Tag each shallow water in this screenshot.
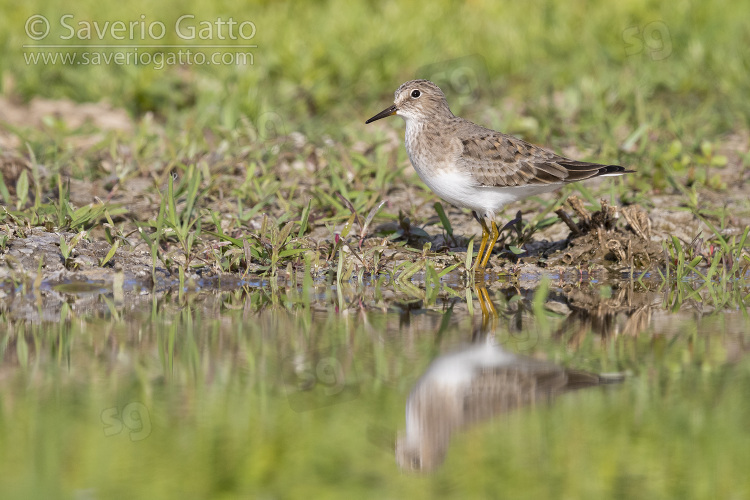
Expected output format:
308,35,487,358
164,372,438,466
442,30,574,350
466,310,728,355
1,276,749,499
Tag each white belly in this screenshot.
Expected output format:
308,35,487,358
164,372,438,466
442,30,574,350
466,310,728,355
416,169,563,219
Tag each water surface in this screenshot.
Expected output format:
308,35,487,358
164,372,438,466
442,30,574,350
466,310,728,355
1,277,749,499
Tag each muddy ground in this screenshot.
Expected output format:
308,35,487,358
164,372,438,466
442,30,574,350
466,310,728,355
1,98,749,294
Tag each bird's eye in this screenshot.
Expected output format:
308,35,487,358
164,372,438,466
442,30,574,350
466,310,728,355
411,89,421,98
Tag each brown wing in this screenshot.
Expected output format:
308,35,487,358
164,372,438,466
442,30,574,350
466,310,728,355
460,363,601,425
456,127,630,187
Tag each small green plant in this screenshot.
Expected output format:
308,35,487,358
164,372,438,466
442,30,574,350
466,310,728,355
485,208,557,259
209,210,310,277
391,210,430,242
138,194,168,283
659,227,750,284
660,235,703,282
433,202,455,244
59,231,87,270
59,235,71,267
163,166,204,270
99,240,120,267
15,170,29,211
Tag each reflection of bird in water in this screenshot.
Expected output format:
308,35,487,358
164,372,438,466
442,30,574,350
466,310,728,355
396,337,609,472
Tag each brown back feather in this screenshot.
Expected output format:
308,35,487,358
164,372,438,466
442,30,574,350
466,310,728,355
456,125,632,187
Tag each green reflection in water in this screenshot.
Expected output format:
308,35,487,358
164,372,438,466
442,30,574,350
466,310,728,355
0,278,749,499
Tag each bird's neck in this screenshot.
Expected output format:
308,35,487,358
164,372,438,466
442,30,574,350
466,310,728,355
403,116,454,166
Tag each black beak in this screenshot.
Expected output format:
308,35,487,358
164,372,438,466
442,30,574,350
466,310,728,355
365,104,397,124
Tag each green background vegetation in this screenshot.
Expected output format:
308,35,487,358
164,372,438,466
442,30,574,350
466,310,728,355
3,0,749,151
2,1,750,498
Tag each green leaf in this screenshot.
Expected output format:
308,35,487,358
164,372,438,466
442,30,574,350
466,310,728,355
433,202,453,237
437,262,462,278
204,230,243,247
59,235,70,258
706,250,723,281
100,240,120,267
278,248,308,258
687,256,703,270
167,174,178,227
509,245,524,255
399,259,424,281
298,199,312,238
15,170,29,209
69,230,87,249
183,165,201,231
667,140,682,158
536,216,558,230
276,221,294,248
711,155,728,167
361,199,387,240
339,213,356,239
0,170,10,204
138,226,154,247
670,236,683,255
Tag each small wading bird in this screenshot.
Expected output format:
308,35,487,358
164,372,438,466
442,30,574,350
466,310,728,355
366,79,632,271
396,336,611,472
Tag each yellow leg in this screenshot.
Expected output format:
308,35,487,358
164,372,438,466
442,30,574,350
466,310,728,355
479,220,500,269
471,226,489,271
476,286,489,317
471,212,490,271
478,286,497,316
474,285,498,333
